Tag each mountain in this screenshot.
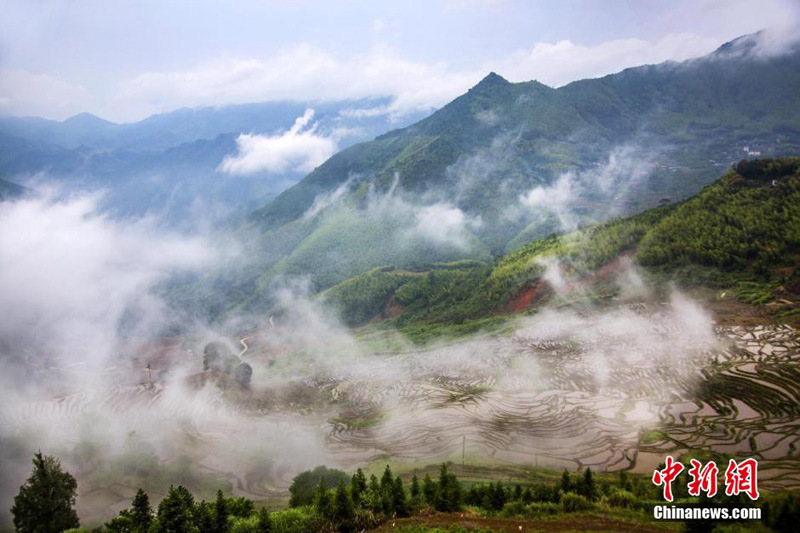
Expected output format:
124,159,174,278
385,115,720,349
0,99,431,223
208,31,800,316
321,157,800,337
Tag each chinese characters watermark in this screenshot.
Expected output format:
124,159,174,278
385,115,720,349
652,456,759,502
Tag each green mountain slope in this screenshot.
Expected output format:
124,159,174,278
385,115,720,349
322,158,800,336
227,32,800,307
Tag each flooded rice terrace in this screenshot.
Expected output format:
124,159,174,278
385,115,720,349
1,297,799,519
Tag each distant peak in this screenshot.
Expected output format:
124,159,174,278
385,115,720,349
709,28,800,60
475,72,509,87
63,112,113,125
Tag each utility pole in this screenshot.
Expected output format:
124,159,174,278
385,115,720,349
146,363,152,384
462,435,466,465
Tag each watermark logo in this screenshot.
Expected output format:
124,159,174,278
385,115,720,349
652,456,759,502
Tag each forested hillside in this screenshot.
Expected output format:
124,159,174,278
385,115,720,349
322,158,800,336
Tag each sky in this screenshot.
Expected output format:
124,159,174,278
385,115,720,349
0,0,799,122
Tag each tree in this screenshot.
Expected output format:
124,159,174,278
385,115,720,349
560,470,571,494
314,477,333,520
380,466,394,515
332,480,355,531
11,452,80,533
391,477,407,516
288,466,349,507
193,501,213,533
435,463,461,512
256,507,272,533
422,474,437,506
580,468,597,501
350,469,367,507
131,489,153,532
410,475,421,505
226,496,254,518
154,485,199,533
213,490,230,533
380,465,394,492
488,482,506,511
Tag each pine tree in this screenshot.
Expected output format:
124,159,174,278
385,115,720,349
410,474,421,505
332,480,355,531
489,482,506,511
256,507,272,533
582,468,597,501
193,501,213,533
350,468,367,507
11,452,80,533
380,466,394,515
314,477,333,520
522,487,533,504
392,477,407,516
435,463,461,512
154,485,200,533
131,489,153,532
422,474,437,506
213,490,229,533
560,469,571,494
380,465,394,491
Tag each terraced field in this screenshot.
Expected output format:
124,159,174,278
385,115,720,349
319,303,800,490
1,299,798,522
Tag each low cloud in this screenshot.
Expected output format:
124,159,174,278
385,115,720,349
410,202,479,249
518,145,658,232
0,188,212,386
114,45,478,122
219,109,337,175
499,33,721,87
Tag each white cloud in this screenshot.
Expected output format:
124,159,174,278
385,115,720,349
498,33,721,87
411,202,474,249
115,44,478,121
0,69,90,119
0,189,212,376
219,109,337,175
519,145,658,231
303,175,357,219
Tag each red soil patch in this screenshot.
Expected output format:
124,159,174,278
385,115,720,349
507,279,552,313
506,252,636,314
385,295,405,318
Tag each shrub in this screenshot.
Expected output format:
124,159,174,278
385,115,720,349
288,466,349,507
606,488,637,509
269,508,313,533
229,515,260,533
561,492,594,513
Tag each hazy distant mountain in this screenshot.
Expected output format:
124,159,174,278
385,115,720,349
198,31,800,315
0,99,431,224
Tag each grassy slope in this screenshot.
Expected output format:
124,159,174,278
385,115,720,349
323,158,800,338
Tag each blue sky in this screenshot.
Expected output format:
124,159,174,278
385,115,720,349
1,0,798,121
